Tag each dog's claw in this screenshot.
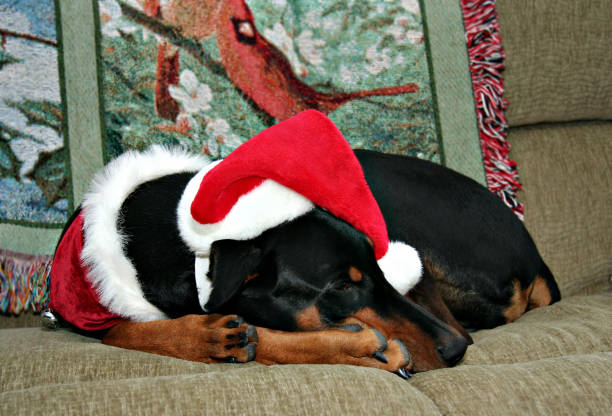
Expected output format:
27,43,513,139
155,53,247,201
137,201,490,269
373,350,388,364
396,368,413,380
226,317,245,328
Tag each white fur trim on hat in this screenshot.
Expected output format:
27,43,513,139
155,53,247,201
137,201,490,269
178,167,315,310
177,169,315,257
80,146,210,321
377,241,422,294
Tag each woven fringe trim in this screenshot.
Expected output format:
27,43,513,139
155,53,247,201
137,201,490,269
0,250,52,314
461,0,524,220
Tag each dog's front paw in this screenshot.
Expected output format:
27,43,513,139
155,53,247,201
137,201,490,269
329,326,412,374
354,328,412,373
217,315,258,363
178,314,258,363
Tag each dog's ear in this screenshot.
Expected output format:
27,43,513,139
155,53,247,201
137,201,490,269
204,239,263,313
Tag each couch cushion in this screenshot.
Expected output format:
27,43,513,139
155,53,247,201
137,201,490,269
508,121,612,295
0,329,440,415
0,328,222,392
497,0,612,126
410,352,612,416
464,292,612,365
0,311,41,330
2,291,610,414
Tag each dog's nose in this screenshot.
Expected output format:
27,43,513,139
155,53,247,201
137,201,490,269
437,336,469,366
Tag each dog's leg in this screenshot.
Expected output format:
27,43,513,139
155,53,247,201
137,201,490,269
254,326,412,372
103,315,411,371
102,314,257,363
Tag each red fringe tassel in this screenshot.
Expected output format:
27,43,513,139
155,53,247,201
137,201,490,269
461,0,524,219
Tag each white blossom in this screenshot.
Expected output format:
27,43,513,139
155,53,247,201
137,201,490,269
99,0,139,38
205,119,243,157
401,0,421,16
168,70,213,114
364,44,392,75
387,15,423,46
297,30,326,66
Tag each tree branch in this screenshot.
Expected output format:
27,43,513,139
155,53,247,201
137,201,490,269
0,28,57,47
117,1,227,78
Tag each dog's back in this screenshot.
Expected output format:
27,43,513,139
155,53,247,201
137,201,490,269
356,149,560,329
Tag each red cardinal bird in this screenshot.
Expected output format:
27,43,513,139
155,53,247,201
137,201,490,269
215,0,419,121
144,0,419,121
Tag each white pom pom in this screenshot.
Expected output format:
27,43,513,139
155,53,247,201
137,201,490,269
377,241,422,294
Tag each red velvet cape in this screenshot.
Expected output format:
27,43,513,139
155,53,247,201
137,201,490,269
49,213,123,331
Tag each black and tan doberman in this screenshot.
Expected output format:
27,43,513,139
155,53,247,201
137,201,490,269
53,149,560,376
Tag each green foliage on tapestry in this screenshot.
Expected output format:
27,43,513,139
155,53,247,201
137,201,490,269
247,0,438,159
0,50,20,70
26,147,67,207
101,0,438,162
0,100,66,207
100,31,269,160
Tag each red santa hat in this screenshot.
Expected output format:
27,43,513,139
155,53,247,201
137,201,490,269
49,110,421,331
178,110,421,296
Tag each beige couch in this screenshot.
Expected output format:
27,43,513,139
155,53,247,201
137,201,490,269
1,1,610,414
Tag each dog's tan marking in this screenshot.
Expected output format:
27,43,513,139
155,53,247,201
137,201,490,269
349,266,363,282
103,314,256,363
527,275,553,310
244,272,259,284
503,280,529,323
255,326,410,372
104,314,410,372
347,307,443,372
295,305,323,330
421,256,446,282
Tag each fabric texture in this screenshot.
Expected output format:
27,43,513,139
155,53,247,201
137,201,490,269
463,293,612,365
461,0,523,218
2,291,611,415
497,0,612,126
410,352,612,416
508,121,612,295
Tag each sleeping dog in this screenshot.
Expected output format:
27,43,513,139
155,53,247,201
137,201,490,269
49,111,560,375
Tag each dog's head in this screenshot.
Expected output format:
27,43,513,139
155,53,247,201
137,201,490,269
205,208,468,372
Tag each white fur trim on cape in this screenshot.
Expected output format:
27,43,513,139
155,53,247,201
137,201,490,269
377,241,422,294
80,145,210,322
